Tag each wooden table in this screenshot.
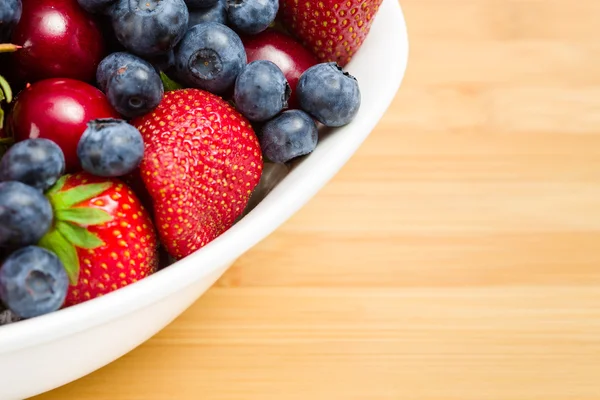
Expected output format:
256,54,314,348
34,0,600,399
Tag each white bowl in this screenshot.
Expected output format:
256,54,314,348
0,1,408,398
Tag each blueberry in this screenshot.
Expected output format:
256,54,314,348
185,0,218,9
0,139,65,192
77,119,145,177
226,0,277,35
297,62,361,127
0,181,53,247
260,110,318,163
0,246,68,319
110,0,189,57
174,22,246,95
97,52,164,118
0,0,22,42
234,60,290,122
77,0,116,14
188,0,227,27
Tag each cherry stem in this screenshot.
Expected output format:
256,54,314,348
0,43,21,53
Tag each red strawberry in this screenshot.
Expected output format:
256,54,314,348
40,172,158,307
132,89,263,260
278,0,383,67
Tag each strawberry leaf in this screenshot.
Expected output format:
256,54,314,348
56,221,105,249
51,182,112,210
56,207,113,226
39,229,80,285
160,71,183,92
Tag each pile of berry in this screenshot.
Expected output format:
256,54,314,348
0,0,381,323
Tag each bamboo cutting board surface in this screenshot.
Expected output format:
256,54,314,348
34,0,600,399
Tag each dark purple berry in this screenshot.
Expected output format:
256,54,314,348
0,138,65,192
97,52,164,118
174,22,246,95
109,0,189,57
0,246,68,319
77,119,145,177
297,62,361,127
0,181,53,247
234,60,290,122
226,0,278,35
260,110,318,163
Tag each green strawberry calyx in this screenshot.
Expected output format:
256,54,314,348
39,175,114,285
160,71,183,92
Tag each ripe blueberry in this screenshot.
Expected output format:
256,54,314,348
226,0,278,35
234,60,290,122
260,110,318,163
0,181,53,247
110,0,189,57
97,52,164,118
297,62,361,127
77,119,145,177
0,138,65,192
0,246,69,319
174,22,247,95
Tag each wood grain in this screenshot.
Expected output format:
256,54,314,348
33,0,600,399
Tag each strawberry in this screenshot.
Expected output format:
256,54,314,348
39,172,158,307
132,89,263,260
278,0,383,67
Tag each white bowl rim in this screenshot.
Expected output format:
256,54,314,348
0,0,409,354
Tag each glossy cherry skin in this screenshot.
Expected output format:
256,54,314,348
8,78,120,172
10,0,106,84
241,29,318,108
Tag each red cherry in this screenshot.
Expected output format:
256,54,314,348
241,29,318,109
10,0,106,84
8,78,120,172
